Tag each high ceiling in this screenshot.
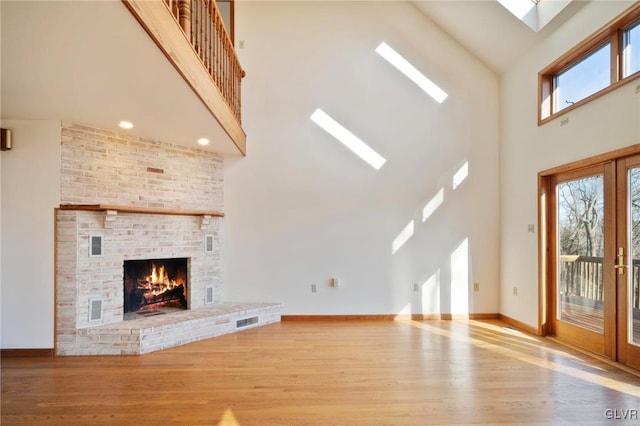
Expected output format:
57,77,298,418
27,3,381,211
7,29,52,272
1,0,586,155
412,0,586,74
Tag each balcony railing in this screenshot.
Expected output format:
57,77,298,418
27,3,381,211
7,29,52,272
559,255,640,309
164,0,244,123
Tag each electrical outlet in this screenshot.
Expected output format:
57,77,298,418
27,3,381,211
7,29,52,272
239,40,245,49
528,224,535,233
560,117,569,126
331,277,340,288
413,283,420,292
311,284,317,293
473,282,480,292
513,286,518,296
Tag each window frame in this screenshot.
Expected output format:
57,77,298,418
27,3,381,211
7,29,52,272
538,3,640,125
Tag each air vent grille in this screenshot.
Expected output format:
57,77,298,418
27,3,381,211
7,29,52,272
89,299,103,322
205,286,214,304
205,235,214,253
236,316,258,328
90,234,103,257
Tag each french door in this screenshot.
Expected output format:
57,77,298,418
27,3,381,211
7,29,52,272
543,149,640,370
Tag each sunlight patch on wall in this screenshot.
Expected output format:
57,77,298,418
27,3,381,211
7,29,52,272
422,188,444,222
392,220,415,254
375,42,448,104
450,238,469,315
452,162,469,190
310,108,386,170
422,269,441,313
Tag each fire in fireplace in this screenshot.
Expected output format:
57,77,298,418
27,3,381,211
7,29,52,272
123,258,188,319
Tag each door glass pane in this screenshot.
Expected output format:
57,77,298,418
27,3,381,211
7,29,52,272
557,175,604,334
628,167,640,346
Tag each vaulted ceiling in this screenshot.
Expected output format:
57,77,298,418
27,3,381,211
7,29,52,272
1,0,586,155
412,0,586,74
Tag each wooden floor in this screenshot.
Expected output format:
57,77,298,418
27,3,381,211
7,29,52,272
2,319,640,425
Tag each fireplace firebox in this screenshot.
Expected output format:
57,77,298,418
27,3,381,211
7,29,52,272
123,258,188,320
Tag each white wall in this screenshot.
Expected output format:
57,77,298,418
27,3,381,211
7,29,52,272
0,120,60,348
224,1,500,315
500,1,640,327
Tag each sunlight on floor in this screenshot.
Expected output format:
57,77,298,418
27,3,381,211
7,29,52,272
402,319,640,397
218,408,241,426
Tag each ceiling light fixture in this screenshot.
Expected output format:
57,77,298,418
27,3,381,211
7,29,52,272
118,121,134,129
197,138,210,146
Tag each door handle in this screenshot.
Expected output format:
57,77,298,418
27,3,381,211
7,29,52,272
615,247,628,275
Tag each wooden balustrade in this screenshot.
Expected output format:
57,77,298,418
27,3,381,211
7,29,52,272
559,255,640,309
164,0,243,124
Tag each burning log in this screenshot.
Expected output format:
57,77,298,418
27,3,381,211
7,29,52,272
141,284,186,307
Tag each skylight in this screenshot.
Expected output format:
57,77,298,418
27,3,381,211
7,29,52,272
496,0,572,32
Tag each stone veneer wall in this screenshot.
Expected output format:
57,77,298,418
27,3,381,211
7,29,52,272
56,123,226,355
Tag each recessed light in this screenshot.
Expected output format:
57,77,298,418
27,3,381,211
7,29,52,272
197,138,210,146
118,121,134,129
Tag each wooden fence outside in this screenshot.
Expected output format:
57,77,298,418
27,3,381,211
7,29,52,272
559,255,640,309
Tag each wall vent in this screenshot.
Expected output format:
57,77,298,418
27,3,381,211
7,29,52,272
89,299,103,322
205,235,214,253
89,234,103,257
205,286,214,304
236,316,258,328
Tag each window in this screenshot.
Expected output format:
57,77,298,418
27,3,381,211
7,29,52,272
539,3,640,124
553,42,610,113
623,21,640,78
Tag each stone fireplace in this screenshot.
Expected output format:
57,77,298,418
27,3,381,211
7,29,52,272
55,123,282,355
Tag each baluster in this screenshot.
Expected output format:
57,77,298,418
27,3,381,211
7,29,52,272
206,1,212,72
200,1,205,60
178,0,191,36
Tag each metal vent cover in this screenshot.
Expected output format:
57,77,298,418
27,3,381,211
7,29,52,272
205,235,214,253
89,234,103,257
89,299,103,322
236,316,258,328
205,286,214,304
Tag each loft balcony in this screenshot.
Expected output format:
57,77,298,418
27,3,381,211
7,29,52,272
1,0,246,156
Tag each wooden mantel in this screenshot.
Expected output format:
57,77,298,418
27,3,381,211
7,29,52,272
59,204,224,217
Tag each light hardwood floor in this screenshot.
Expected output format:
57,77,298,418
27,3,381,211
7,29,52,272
2,319,640,425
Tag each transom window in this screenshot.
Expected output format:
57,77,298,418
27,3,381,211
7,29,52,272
539,3,640,124
623,20,640,78
553,42,610,114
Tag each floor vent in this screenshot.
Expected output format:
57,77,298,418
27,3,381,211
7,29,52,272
236,316,259,328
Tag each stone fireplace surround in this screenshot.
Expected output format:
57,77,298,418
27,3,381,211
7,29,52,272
55,123,282,355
